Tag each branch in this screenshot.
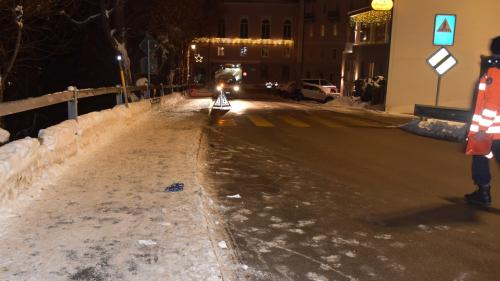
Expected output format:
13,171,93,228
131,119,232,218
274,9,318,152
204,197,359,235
60,0,119,26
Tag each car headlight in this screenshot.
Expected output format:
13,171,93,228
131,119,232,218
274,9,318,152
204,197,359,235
216,86,222,91
233,85,240,92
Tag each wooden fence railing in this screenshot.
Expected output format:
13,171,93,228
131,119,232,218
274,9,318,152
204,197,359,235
0,84,187,120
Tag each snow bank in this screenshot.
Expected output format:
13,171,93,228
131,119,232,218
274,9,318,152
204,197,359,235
0,138,40,202
0,94,184,204
0,128,9,145
401,118,467,142
160,92,184,108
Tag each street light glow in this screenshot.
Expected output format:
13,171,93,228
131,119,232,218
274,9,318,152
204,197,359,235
190,44,196,50
117,55,122,61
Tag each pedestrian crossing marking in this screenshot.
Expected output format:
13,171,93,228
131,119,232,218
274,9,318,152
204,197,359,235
280,115,310,127
217,118,236,127
306,115,345,128
248,115,275,127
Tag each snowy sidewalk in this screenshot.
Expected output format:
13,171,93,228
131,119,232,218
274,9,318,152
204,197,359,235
0,99,233,280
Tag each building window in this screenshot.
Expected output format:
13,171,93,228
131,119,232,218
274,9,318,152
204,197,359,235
261,19,271,39
283,20,292,39
240,46,248,57
283,47,291,58
320,24,325,37
333,23,338,37
332,49,337,60
217,19,225,38
261,47,269,58
240,19,249,38
217,46,224,56
308,25,314,37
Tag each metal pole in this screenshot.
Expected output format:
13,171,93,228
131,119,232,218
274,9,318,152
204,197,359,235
147,39,151,98
435,75,442,106
118,61,129,107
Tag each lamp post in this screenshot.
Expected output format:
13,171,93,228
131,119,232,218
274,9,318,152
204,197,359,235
187,44,196,87
117,55,129,107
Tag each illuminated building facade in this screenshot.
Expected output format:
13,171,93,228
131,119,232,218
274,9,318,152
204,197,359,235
340,0,392,97
192,0,349,88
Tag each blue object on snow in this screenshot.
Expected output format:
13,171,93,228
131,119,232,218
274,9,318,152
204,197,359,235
165,182,184,192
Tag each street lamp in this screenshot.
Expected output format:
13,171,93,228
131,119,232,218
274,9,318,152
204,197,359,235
116,54,129,107
187,44,197,86
371,0,393,11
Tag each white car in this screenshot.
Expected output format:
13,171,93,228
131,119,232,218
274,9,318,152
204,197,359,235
300,79,339,102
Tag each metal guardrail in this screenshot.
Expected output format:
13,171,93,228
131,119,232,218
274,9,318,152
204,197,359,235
0,84,187,120
414,104,471,123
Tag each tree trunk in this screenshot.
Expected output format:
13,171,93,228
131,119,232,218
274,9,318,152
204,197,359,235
1,20,23,103
100,0,132,84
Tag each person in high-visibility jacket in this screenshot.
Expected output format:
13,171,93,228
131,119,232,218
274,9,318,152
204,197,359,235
465,36,500,207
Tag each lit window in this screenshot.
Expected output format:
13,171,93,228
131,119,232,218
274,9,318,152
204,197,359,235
240,46,248,56
283,20,292,39
240,19,248,38
217,46,224,56
261,47,269,58
262,20,271,39
333,23,338,37
320,24,325,37
217,19,225,38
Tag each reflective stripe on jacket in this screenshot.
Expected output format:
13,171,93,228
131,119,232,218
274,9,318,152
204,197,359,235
469,67,500,139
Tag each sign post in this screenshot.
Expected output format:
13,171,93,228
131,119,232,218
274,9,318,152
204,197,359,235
427,14,458,106
140,35,160,98
427,47,458,106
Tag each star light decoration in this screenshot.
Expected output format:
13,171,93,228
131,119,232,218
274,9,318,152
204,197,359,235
350,10,392,26
194,53,203,63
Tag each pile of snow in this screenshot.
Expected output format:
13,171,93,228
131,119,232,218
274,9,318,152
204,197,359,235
0,128,9,145
401,118,467,142
327,96,385,111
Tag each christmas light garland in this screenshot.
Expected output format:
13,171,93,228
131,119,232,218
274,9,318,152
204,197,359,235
350,10,391,26
192,37,294,47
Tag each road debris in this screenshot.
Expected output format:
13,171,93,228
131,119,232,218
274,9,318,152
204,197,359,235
164,182,184,192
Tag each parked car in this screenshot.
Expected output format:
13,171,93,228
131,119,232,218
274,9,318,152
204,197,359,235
276,81,300,100
300,79,339,103
301,79,339,95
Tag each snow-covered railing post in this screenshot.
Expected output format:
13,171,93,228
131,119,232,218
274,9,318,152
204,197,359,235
67,86,78,120
115,85,124,105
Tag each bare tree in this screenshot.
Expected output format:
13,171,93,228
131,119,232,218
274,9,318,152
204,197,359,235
61,0,132,83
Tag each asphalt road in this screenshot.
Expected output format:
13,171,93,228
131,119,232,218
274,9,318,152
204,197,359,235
204,96,500,281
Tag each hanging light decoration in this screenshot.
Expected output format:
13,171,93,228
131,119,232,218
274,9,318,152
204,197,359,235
371,0,393,11
350,10,392,26
192,37,294,47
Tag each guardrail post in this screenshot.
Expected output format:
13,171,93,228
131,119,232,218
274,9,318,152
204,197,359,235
67,87,78,120
116,85,124,105
160,83,165,96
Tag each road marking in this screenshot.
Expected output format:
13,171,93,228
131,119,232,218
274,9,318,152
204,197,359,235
217,118,236,127
306,115,345,128
280,115,310,127
248,115,275,127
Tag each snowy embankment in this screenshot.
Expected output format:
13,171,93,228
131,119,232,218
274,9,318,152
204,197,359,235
401,119,467,142
312,96,468,141
0,93,184,204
